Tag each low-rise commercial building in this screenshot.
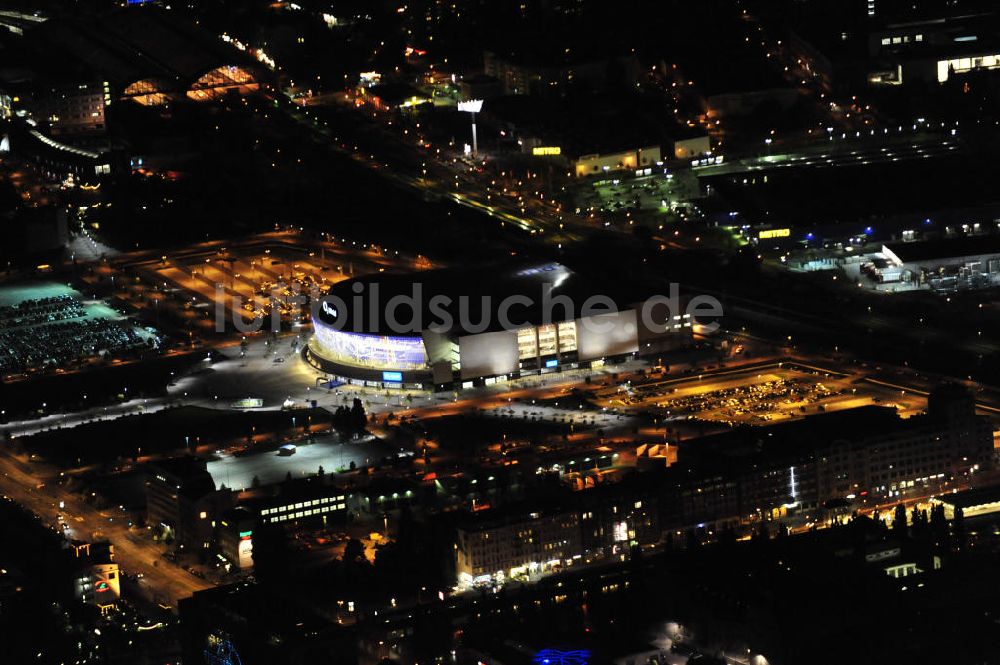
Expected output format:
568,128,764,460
881,236,1000,291
70,541,120,612
217,508,256,571
483,50,639,97
931,485,1000,520
241,480,350,525
479,95,709,176
358,83,431,112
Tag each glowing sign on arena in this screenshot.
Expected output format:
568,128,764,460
312,324,427,370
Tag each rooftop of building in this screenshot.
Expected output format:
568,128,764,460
238,476,348,512
482,94,707,158
455,495,578,532
933,484,1000,509
179,580,333,636
366,82,429,105
677,405,927,472
883,235,1000,263
23,7,259,89
485,46,636,71
315,259,636,337
69,540,115,567
147,457,216,497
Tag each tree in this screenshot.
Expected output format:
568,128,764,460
344,538,365,564
251,475,261,488
930,504,949,545
350,398,367,434
252,522,293,582
892,503,908,540
911,507,930,541
953,507,966,547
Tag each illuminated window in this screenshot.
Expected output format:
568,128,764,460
537,324,558,356
557,321,577,352
187,65,259,102
517,327,538,359
123,79,170,106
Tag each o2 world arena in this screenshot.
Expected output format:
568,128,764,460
304,262,694,390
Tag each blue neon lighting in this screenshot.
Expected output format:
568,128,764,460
533,650,591,665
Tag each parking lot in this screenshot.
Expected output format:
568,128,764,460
101,233,435,340
597,363,926,426
206,434,395,490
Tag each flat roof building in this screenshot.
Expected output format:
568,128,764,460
675,385,993,528
931,485,1000,519
881,236,1000,290
70,541,120,613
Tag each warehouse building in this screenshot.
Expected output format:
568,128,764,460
880,236,1000,291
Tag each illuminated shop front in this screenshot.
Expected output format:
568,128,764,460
936,54,1000,83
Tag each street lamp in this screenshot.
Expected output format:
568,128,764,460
458,99,484,156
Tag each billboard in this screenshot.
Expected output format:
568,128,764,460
313,324,427,370
458,330,519,380
758,228,791,239
575,310,639,361
458,99,484,113
238,531,253,569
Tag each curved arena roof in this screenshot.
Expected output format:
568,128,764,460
31,9,261,93
315,261,625,338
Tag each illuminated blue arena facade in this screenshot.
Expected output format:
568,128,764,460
310,326,428,372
